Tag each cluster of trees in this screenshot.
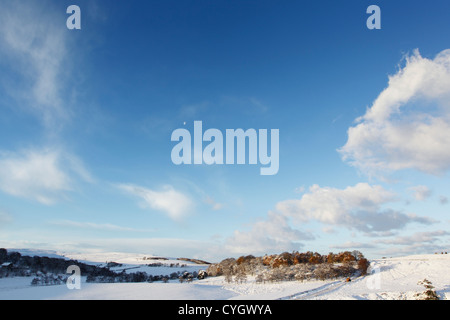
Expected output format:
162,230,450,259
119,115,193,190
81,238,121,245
31,273,69,286
0,248,99,278
86,269,205,284
146,262,188,268
0,248,208,285
177,258,211,265
207,251,370,283
260,250,365,267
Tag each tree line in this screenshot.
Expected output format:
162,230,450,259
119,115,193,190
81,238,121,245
206,250,370,283
0,248,100,277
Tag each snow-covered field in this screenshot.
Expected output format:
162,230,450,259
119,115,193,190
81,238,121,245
0,252,449,300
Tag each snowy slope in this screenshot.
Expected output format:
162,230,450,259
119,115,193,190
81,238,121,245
63,251,208,276
12,249,69,260
307,254,450,300
0,252,448,300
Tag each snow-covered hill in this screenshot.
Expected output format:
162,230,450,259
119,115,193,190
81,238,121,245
62,251,208,276
0,252,448,300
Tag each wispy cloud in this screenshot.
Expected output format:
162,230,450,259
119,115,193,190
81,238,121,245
168,177,226,212
49,220,153,233
219,96,270,116
116,184,194,221
0,147,92,205
203,196,224,211
0,1,72,130
340,49,450,177
0,2,93,206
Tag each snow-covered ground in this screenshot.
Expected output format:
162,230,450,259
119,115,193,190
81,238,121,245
0,252,449,300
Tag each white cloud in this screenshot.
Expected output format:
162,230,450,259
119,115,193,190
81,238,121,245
223,212,314,256
340,49,450,176
0,148,92,205
0,1,71,129
275,183,432,232
117,184,194,221
409,185,432,201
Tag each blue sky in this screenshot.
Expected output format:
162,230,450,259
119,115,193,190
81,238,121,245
0,0,450,261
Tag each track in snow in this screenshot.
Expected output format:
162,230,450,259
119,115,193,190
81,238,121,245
277,280,349,300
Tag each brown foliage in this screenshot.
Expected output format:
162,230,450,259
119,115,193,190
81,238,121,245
357,258,370,275
236,255,255,265
206,250,367,282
